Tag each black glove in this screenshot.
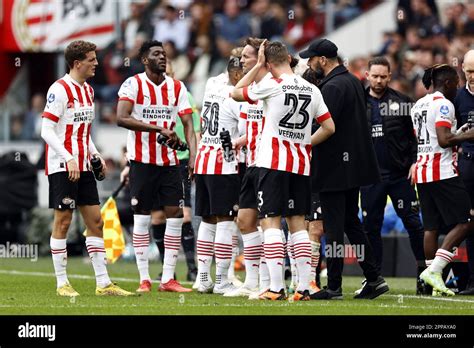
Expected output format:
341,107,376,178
220,129,235,162
157,134,188,151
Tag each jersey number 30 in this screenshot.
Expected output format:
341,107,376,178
202,101,220,136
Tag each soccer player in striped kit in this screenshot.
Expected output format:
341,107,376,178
224,38,271,298
232,41,335,300
117,40,197,293
41,40,132,297
412,64,474,295
194,57,244,295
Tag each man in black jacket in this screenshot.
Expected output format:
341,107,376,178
300,39,389,300
361,56,425,294
454,49,474,295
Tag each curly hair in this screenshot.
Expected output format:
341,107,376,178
138,40,163,60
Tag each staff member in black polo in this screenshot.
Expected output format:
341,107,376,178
454,49,474,295
361,56,425,294
300,39,389,300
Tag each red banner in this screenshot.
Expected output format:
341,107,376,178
1,0,116,52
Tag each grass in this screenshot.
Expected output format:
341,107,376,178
0,257,473,315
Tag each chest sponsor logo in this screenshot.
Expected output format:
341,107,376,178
142,107,174,120
247,108,263,120
73,109,94,122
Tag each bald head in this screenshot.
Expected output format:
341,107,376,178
464,50,474,64
463,50,474,89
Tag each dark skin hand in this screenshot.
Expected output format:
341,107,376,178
116,100,179,147
437,126,474,148
181,113,197,180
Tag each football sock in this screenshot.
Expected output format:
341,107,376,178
215,221,234,285
196,222,216,283
263,228,285,292
430,249,454,273
133,214,151,282
50,237,69,288
310,241,321,281
292,230,312,292
162,217,183,283
86,236,111,288
242,231,261,289
228,222,239,280
259,230,270,290
288,233,298,286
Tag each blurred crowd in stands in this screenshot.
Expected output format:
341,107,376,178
10,0,379,137
10,0,474,141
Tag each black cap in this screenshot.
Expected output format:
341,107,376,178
299,39,338,59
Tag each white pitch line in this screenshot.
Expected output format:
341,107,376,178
1,270,473,305
0,269,193,285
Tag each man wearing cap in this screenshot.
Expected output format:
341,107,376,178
299,39,389,300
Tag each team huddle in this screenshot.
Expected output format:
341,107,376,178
41,36,474,301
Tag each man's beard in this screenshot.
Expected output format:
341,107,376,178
371,84,387,94
312,61,325,80
314,66,325,80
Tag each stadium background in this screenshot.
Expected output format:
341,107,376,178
0,0,473,314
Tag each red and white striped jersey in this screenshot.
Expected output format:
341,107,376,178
118,73,192,166
194,76,241,175
42,74,95,175
237,114,247,164
240,99,265,167
243,73,331,175
240,74,271,167
411,91,458,183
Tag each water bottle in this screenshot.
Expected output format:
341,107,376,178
90,156,105,181
157,134,188,151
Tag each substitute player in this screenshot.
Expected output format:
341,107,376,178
117,40,196,293
231,41,335,300
194,57,244,295
412,64,474,295
41,40,132,297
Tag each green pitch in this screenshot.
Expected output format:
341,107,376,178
0,257,473,315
